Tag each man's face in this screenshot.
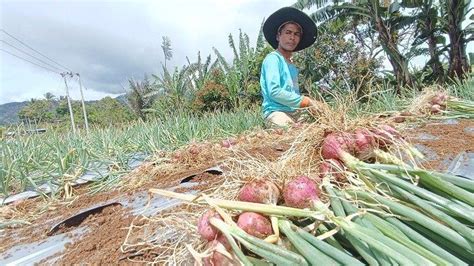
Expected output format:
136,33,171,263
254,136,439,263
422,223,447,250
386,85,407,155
277,23,301,52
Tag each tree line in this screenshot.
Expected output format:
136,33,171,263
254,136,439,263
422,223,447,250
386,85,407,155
18,0,473,127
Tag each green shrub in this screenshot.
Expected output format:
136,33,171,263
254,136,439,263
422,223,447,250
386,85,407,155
193,80,232,112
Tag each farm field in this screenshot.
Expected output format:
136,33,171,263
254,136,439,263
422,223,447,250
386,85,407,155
1,0,473,263
1,88,474,264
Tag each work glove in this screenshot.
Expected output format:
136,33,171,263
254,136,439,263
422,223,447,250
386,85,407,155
300,96,330,117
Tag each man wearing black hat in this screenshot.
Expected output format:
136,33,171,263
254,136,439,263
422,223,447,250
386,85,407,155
261,7,326,127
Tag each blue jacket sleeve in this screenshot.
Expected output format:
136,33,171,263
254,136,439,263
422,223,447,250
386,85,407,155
262,55,303,108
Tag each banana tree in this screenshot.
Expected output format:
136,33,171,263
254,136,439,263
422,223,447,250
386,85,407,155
400,0,447,84
186,51,219,92
394,0,472,83
442,0,472,80
404,0,446,83
294,19,383,96
294,0,415,90
150,65,192,110
127,75,154,121
213,27,266,107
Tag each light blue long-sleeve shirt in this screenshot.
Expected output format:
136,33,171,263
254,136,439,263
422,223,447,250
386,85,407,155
260,51,304,118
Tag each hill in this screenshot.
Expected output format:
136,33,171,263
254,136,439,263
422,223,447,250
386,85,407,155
0,101,29,125
0,94,128,126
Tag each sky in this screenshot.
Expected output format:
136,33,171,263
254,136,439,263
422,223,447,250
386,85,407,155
0,1,472,105
0,0,294,104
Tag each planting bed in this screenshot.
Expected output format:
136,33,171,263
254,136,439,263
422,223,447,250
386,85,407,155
0,119,473,264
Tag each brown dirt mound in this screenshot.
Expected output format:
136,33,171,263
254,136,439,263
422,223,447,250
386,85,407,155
406,119,474,170
0,126,295,260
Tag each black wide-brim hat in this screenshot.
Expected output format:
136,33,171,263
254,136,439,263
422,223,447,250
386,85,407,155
263,7,317,52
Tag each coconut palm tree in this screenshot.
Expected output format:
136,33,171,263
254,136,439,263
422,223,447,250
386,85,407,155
161,36,173,69
127,75,154,121
43,92,57,102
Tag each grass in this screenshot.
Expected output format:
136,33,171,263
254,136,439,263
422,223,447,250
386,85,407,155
449,76,474,100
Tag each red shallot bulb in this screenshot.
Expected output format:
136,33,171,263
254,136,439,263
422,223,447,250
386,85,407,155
238,179,280,205
236,212,273,239
283,176,321,209
198,210,222,241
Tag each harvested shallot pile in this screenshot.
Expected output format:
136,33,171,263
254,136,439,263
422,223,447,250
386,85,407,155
407,88,474,119
137,104,474,266
2,79,473,265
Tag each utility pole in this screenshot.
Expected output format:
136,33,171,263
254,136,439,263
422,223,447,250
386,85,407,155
61,72,76,135
76,73,90,134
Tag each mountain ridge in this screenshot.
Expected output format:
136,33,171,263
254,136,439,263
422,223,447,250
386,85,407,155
0,94,128,126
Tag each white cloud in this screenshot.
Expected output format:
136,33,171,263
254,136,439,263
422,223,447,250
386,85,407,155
1,0,293,104
1,0,472,105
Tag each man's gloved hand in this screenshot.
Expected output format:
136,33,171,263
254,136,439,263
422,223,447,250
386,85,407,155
299,96,312,108
300,96,330,116
308,99,330,117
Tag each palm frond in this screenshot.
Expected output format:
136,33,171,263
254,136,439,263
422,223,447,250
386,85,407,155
209,58,220,72
399,0,424,8
390,15,418,30
256,19,266,53
238,30,248,65
405,47,429,60
333,3,372,18
213,47,231,73
203,54,212,73
197,51,203,79
310,6,339,22
228,33,239,61
293,0,336,10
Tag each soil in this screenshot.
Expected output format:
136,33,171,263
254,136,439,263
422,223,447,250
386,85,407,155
405,119,474,170
0,127,293,264
39,204,132,264
1,119,473,264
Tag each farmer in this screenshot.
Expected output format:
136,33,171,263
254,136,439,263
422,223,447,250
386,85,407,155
261,7,326,127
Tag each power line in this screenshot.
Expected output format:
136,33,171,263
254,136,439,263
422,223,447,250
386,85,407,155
1,39,65,72
0,48,61,74
0,29,74,72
